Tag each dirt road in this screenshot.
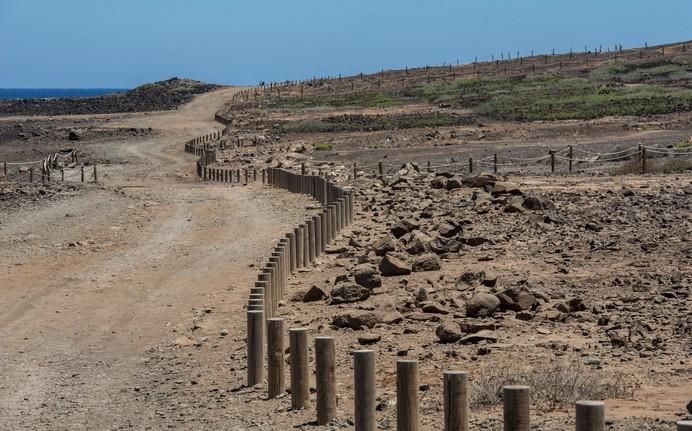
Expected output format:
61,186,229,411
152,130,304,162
0,88,314,429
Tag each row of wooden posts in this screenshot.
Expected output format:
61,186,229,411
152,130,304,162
179,129,692,431
2,162,96,183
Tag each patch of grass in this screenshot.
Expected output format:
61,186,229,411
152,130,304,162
617,156,692,174
409,71,692,121
280,112,473,134
262,91,401,109
472,360,633,410
674,137,692,149
313,143,333,151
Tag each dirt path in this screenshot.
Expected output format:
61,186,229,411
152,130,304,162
0,88,315,429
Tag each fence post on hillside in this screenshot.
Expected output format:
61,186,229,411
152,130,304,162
315,336,336,425
246,310,264,387
289,328,310,410
503,386,530,431
80,166,84,183
61,168,64,182
301,163,306,175
267,318,285,398
468,157,473,174
353,163,357,179
354,350,376,431
575,401,605,431
397,360,419,431
550,151,555,173
29,167,34,183
568,146,573,173
493,154,498,174
677,421,692,431
93,164,98,182
3,161,6,176
444,371,469,431
427,161,431,173
641,147,647,174
378,162,383,176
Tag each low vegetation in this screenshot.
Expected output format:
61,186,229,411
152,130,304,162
260,91,400,109
280,112,473,134
471,360,633,409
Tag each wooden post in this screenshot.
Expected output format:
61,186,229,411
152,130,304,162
301,163,306,175
503,385,530,431
315,336,336,425
575,401,605,431
493,154,498,174
295,226,304,269
353,163,357,179
289,328,310,410
568,145,573,173
61,168,64,181
550,151,555,173
246,310,265,386
353,350,376,431
427,160,431,172
378,161,383,176
468,157,473,174
93,164,98,182
397,360,419,431
444,371,469,431
641,147,647,174
3,161,6,176
267,318,285,398
29,167,34,183
678,421,692,431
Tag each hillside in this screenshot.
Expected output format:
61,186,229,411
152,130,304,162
0,78,221,117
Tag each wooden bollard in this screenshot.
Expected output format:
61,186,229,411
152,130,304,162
315,336,336,425
80,166,84,182
444,371,469,431
302,223,310,267
378,161,383,176
289,328,310,410
328,205,337,241
503,385,530,431
313,214,323,257
257,275,272,317
295,226,304,269
287,232,297,272
265,263,278,316
493,154,498,174
334,200,343,233
320,211,328,251
468,158,473,173
267,318,285,398
354,350,376,431
93,165,98,182
307,218,316,263
248,298,264,311
246,310,265,386
575,401,605,431
678,421,692,431
397,360,419,431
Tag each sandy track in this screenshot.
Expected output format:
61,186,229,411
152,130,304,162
0,88,314,429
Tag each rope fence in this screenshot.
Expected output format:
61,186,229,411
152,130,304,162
2,149,98,184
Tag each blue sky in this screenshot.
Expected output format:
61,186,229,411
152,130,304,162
0,0,690,88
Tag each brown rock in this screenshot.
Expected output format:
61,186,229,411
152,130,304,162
435,321,462,343
466,293,500,318
379,255,412,276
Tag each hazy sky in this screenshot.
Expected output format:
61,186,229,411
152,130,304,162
1,0,690,88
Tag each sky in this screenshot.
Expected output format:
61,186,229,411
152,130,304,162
0,0,691,88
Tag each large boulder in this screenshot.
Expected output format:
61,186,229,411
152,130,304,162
435,321,462,343
404,230,432,255
372,235,397,256
491,182,522,196
352,264,382,289
445,178,463,190
412,253,441,272
332,311,382,330
303,285,327,302
331,284,371,304
496,287,538,311
431,177,447,189
460,329,498,344
390,220,419,238
522,195,544,211
462,173,498,188
379,255,412,276
466,293,501,318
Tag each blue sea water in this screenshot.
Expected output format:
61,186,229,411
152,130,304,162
0,88,128,100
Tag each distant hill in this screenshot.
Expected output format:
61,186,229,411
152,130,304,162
0,78,222,116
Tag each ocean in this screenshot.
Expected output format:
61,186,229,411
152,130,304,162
0,88,129,100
